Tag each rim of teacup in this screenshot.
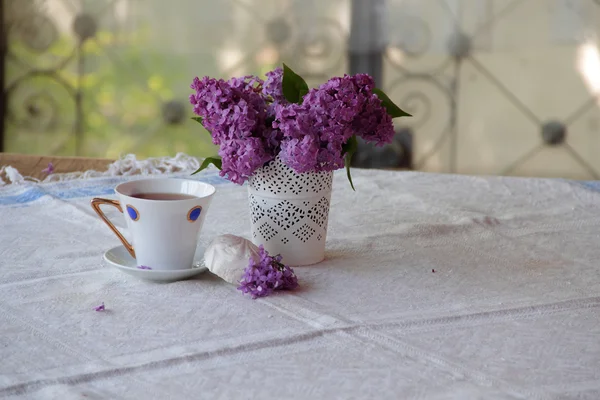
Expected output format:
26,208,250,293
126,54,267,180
115,178,216,202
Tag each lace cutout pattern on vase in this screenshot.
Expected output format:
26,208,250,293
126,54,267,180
248,157,333,196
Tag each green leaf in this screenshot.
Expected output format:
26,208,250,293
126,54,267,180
191,116,203,124
345,155,355,192
191,156,222,175
372,88,412,118
282,63,309,104
342,135,358,191
341,134,358,156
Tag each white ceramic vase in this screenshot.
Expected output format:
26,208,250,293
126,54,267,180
247,157,333,266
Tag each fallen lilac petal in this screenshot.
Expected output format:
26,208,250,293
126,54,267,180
238,245,298,299
94,302,105,312
42,162,55,174
137,265,152,270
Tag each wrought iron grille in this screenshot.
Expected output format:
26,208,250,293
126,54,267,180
3,0,600,179
381,0,600,178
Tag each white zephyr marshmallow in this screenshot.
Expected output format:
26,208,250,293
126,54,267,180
204,234,260,284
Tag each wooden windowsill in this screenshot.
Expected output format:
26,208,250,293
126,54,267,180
0,153,114,180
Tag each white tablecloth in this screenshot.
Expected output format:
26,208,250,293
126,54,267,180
0,168,599,400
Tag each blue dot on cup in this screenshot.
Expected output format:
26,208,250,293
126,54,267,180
187,206,202,222
126,205,139,221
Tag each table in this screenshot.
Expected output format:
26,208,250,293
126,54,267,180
1,161,599,399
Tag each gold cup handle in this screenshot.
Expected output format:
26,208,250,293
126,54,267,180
91,198,136,258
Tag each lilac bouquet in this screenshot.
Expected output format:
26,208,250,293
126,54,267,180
190,64,410,188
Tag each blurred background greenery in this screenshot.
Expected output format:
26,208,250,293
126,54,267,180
5,22,218,159
2,0,345,160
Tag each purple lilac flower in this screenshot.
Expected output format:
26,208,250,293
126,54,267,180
137,265,152,270
189,76,266,146
278,135,320,173
263,67,286,104
329,73,394,146
274,73,394,172
274,87,353,172
42,162,54,175
94,302,105,312
189,75,277,184
352,94,395,146
238,245,298,299
218,138,272,185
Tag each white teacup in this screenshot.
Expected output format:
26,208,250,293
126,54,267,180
91,178,216,271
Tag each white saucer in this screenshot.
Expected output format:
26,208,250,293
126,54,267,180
103,245,208,282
